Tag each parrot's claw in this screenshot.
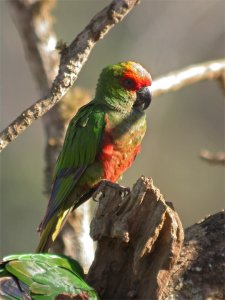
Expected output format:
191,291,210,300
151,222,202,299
117,185,131,197
92,180,130,202
101,180,130,196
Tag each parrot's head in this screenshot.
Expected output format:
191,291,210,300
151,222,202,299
95,61,152,113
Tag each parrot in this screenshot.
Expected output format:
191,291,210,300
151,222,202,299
0,253,99,299
36,61,152,253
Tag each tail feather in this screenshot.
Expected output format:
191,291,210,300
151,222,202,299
36,209,70,253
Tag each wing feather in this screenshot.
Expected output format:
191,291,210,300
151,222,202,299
39,102,105,231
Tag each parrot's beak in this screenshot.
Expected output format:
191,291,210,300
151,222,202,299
133,87,152,111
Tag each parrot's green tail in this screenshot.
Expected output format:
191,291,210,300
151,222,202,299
36,209,70,253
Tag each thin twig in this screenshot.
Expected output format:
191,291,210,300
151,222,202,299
0,0,140,152
200,150,225,165
150,59,225,166
151,59,225,97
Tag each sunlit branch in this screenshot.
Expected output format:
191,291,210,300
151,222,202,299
9,0,59,93
200,150,225,165
0,0,139,152
150,59,225,97
9,0,62,194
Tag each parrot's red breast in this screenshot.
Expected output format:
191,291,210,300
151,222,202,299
99,114,142,182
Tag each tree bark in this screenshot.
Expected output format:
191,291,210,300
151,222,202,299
163,211,225,300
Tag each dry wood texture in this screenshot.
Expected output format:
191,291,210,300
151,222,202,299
163,211,225,300
86,177,224,300
87,177,184,299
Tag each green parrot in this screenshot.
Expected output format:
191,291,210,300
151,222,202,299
0,253,99,299
37,61,152,253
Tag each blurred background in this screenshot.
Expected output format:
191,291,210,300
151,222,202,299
1,0,224,256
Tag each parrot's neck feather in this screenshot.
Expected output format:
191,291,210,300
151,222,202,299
93,92,134,115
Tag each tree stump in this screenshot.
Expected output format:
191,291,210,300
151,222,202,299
87,177,225,299
87,177,184,299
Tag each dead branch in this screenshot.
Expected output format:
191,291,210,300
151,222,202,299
9,0,62,193
87,177,184,299
151,58,225,97
9,0,58,92
200,150,225,165
0,0,140,152
151,59,225,165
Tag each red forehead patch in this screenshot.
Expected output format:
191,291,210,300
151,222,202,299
120,71,151,91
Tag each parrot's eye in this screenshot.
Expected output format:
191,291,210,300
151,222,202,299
121,77,136,90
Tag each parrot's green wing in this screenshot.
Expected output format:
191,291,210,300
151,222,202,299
0,253,99,300
40,102,105,230
54,102,105,177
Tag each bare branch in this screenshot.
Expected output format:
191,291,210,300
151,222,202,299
151,58,225,97
9,0,63,193
0,0,140,152
200,150,225,165
150,59,225,166
9,0,59,92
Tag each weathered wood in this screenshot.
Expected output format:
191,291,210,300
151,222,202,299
163,211,225,300
87,177,184,299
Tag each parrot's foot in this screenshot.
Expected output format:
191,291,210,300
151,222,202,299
101,180,130,195
92,180,130,202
